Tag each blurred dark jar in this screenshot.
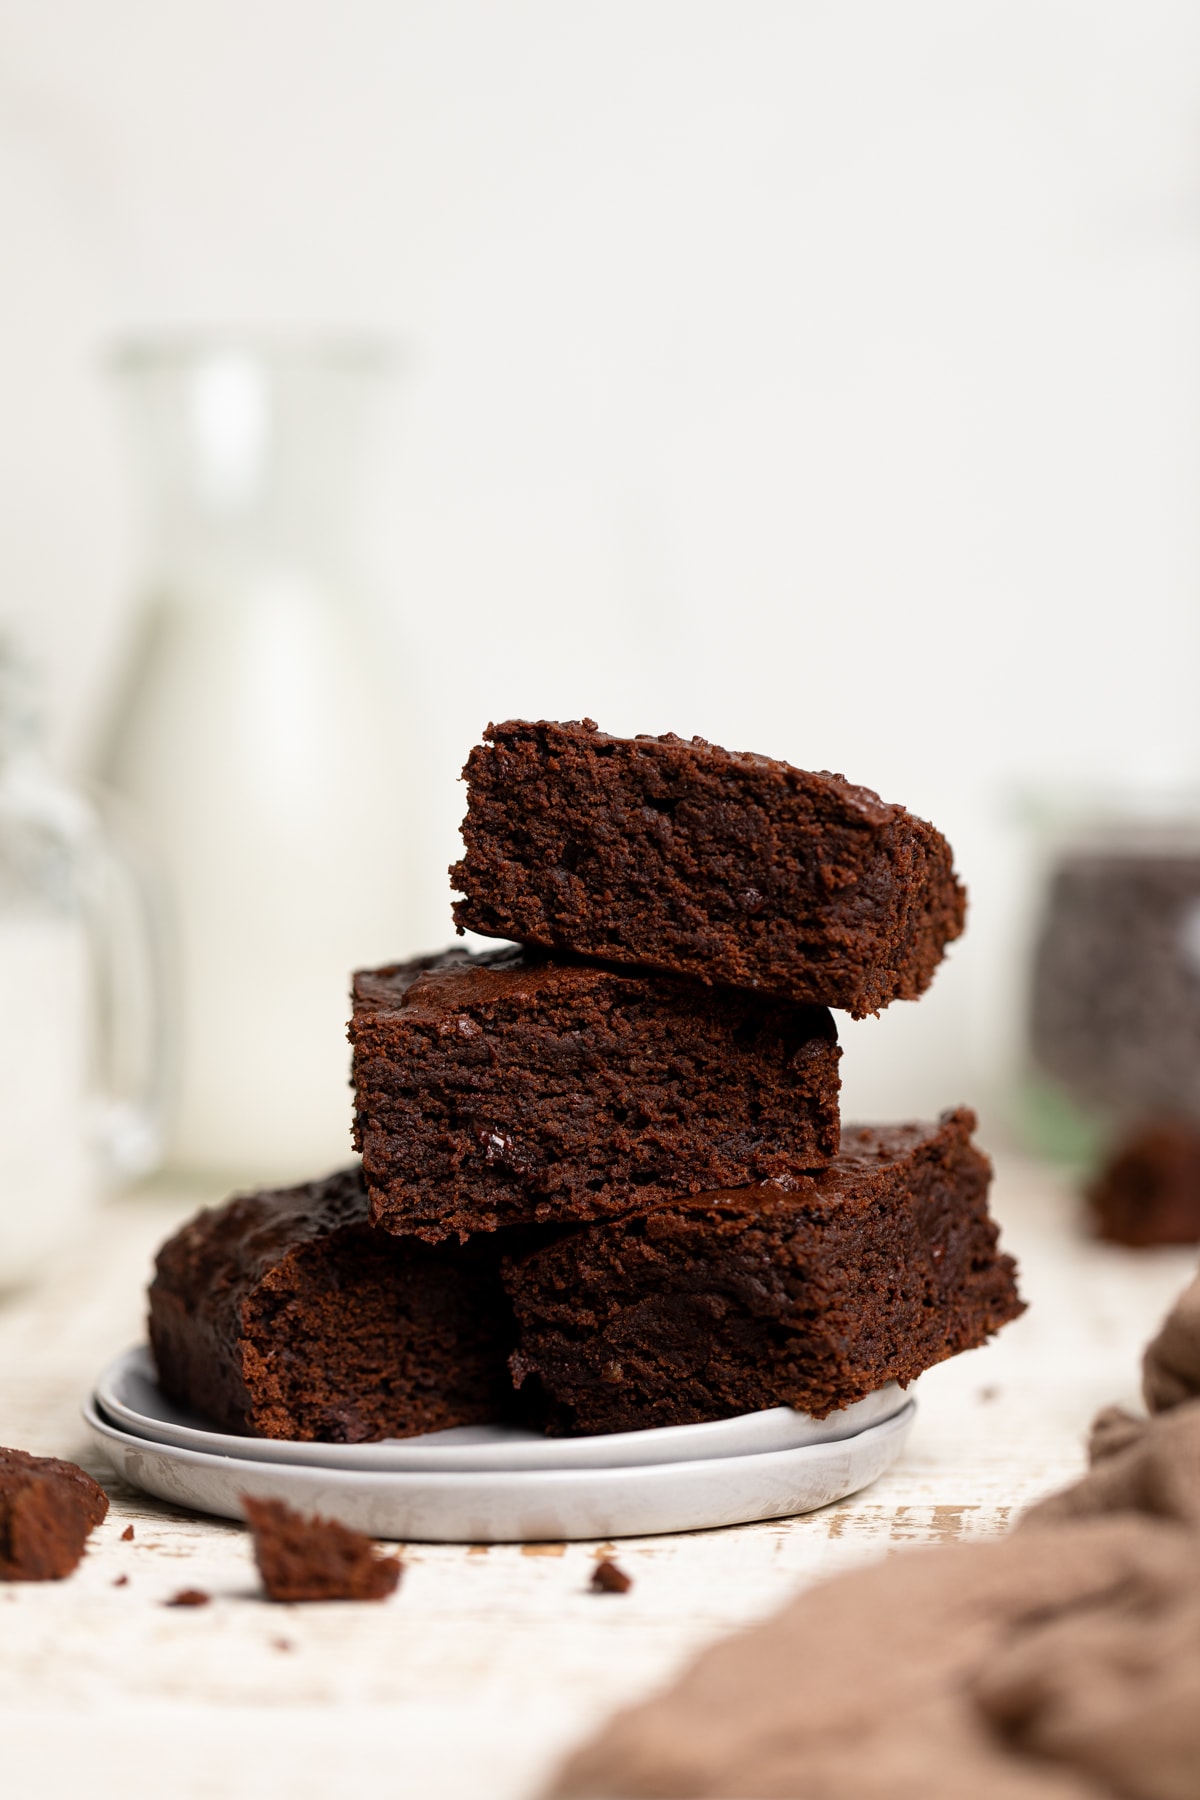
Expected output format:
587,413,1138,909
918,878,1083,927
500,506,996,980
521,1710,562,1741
1027,805,1200,1143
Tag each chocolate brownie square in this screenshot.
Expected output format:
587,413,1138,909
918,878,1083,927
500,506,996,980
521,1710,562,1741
503,1109,1023,1433
149,1167,518,1442
350,946,840,1241
450,719,966,1017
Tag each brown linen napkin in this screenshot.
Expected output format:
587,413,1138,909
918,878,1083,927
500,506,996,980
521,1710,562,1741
550,1268,1200,1800
1143,1268,1200,1413
974,1549,1200,1800
1019,1399,1200,1534
551,1518,1200,1800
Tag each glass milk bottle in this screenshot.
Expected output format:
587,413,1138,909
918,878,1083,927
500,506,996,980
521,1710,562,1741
0,638,165,1286
100,338,414,1179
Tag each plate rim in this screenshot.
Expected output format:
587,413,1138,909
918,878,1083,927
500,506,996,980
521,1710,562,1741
95,1343,911,1472
83,1390,918,1493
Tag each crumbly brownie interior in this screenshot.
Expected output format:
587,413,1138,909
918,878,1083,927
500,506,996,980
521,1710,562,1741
503,1111,1024,1434
451,719,966,1017
149,1168,520,1442
237,1225,518,1441
351,947,840,1241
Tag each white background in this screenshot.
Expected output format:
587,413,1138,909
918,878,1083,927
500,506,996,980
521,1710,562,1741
3,0,1200,1125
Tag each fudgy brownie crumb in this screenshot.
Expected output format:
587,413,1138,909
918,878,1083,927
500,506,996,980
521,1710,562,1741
243,1496,402,1603
121,1524,134,1541
0,1446,109,1582
166,1588,210,1607
591,1559,633,1593
451,719,966,1017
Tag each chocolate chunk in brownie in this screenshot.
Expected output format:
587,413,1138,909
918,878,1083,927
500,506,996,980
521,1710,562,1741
503,1109,1023,1434
243,1496,402,1602
450,720,966,1017
1087,1118,1200,1246
149,1167,519,1442
0,1446,109,1581
351,946,840,1242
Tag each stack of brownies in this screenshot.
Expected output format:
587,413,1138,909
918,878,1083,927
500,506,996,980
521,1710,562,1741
150,720,1024,1443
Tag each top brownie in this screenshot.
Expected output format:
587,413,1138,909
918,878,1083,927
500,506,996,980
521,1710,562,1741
451,719,966,1017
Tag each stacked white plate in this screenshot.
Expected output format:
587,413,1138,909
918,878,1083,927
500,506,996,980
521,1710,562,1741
85,1347,916,1542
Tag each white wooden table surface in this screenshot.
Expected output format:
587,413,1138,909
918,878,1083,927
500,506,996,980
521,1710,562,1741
2,1159,1194,1800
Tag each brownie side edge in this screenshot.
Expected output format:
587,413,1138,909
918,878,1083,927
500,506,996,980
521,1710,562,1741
449,718,965,1014
502,1108,1023,1433
350,947,841,1241
147,1168,371,1435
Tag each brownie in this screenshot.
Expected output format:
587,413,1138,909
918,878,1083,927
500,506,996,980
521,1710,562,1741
351,946,840,1241
149,1167,518,1442
1087,1119,1200,1246
0,1446,109,1581
450,719,966,1017
503,1109,1024,1434
243,1496,401,1602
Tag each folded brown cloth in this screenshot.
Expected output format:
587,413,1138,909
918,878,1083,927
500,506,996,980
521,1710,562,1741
1143,1268,1200,1413
974,1551,1200,1800
1019,1400,1200,1534
553,1517,1200,1799
550,1268,1200,1800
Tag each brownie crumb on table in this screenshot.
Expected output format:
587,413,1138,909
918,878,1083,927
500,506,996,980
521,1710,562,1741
0,1446,109,1582
149,1166,520,1441
1087,1117,1200,1246
243,1496,402,1603
451,719,966,1017
165,1588,210,1607
120,1524,134,1541
504,1109,1023,1435
351,946,840,1242
591,1559,633,1594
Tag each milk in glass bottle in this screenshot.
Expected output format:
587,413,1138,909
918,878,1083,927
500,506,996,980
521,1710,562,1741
101,338,414,1178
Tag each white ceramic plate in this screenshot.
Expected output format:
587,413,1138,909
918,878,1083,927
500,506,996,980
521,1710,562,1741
97,1345,911,1472
83,1393,916,1542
